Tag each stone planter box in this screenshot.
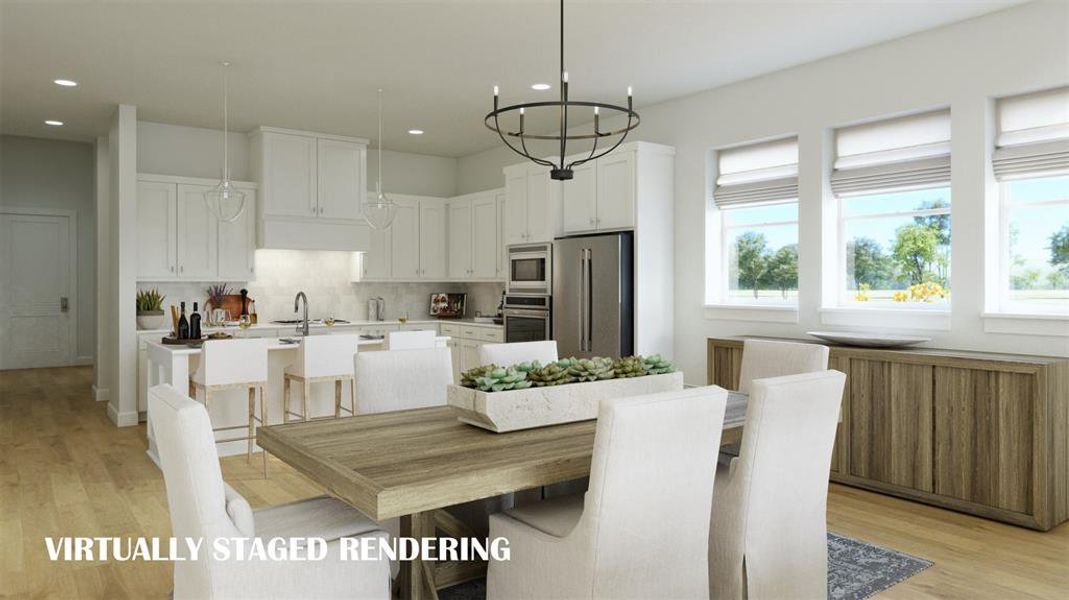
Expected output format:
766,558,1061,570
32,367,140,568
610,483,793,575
447,371,684,433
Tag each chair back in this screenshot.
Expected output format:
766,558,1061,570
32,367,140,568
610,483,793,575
387,329,437,351
737,339,828,394
582,386,727,599
149,384,246,595
729,370,846,599
197,338,269,386
294,334,359,378
354,347,453,414
478,340,558,367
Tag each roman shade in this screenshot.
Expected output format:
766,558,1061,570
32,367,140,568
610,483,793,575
832,109,951,196
994,87,1069,180
714,137,798,206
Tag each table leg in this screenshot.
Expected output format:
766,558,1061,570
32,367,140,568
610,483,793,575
399,511,438,600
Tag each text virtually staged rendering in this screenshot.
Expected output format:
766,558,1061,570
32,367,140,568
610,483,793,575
0,0,1067,598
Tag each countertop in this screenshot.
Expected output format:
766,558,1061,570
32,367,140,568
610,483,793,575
146,335,450,355
138,317,503,336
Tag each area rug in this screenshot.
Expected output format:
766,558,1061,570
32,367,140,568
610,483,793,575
438,532,932,600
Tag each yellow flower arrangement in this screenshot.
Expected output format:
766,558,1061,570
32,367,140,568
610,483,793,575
854,283,871,302
893,281,949,303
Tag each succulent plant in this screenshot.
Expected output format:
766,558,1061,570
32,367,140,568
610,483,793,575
554,357,579,370
460,364,498,389
526,361,576,387
566,357,616,382
136,288,165,312
641,354,675,375
473,367,533,392
511,361,542,374
613,355,648,378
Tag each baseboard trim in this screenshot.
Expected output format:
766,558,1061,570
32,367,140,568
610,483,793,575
72,355,94,366
92,384,109,402
106,402,139,427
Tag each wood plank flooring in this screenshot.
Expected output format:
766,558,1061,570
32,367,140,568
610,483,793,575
1,366,1066,599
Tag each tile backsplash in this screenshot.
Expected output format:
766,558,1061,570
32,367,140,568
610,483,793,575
139,249,504,322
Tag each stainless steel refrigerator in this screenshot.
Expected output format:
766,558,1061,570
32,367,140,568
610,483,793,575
553,232,634,358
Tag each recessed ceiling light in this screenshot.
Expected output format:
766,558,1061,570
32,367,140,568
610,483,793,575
53,79,78,87
531,83,551,91
408,129,424,135
44,120,64,126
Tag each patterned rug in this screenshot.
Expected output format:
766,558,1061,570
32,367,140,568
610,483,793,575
439,532,932,600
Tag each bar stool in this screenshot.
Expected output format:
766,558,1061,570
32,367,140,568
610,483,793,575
386,329,437,350
283,334,360,422
188,338,270,477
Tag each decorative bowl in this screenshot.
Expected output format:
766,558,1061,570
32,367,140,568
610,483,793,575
806,331,931,348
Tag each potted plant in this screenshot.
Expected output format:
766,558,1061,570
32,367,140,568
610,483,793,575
136,288,167,330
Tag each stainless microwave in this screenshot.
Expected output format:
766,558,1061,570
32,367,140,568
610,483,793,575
506,242,552,294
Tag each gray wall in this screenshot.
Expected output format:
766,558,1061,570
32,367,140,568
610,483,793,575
0,135,97,362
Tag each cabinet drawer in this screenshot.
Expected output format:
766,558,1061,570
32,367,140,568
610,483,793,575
472,328,504,343
439,324,462,337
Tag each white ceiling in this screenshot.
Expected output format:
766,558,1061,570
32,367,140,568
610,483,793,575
1,0,1021,157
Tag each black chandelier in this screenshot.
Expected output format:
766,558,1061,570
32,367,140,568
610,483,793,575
484,0,640,181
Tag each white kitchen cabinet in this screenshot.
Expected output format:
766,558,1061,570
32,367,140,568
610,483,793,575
389,197,420,279
495,190,506,279
362,225,390,280
503,163,560,244
595,151,637,230
419,200,447,280
176,184,218,280
439,322,504,382
137,180,177,279
260,132,317,218
447,198,473,278
316,138,365,220
503,168,528,245
561,161,597,234
471,193,499,279
217,193,257,280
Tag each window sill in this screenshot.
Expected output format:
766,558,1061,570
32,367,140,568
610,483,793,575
982,312,1069,337
704,303,799,324
819,306,951,331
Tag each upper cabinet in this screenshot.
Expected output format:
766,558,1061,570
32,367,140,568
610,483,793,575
447,190,504,281
356,194,448,282
503,163,561,244
136,175,257,282
558,145,649,235
250,127,370,252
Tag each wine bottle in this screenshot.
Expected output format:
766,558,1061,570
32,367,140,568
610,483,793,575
190,302,202,339
177,302,190,339
248,300,258,325
239,289,249,317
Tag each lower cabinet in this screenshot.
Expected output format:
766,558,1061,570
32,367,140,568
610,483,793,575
439,323,504,382
706,337,1069,531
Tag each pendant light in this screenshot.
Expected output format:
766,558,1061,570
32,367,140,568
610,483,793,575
204,61,247,222
363,88,397,230
485,0,639,181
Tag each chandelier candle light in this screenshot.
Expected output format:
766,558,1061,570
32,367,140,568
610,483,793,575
485,0,640,181
204,61,246,223
363,88,397,230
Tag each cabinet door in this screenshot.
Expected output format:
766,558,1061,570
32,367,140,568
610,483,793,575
448,198,473,279
262,132,318,218
389,197,420,280
316,138,364,220
419,200,447,280
471,193,499,279
363,226,391,280
525,165,555,242
176,184,218,280
217,190,256,280
561,161,597,233
596,151,636,230
136,181,177,279
494,190,506,279
447,339,463,383
504,168,528,244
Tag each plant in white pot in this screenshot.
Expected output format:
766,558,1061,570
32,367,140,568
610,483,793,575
136,288,167,330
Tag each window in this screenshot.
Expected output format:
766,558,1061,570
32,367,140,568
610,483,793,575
712,137,799,305
833,110,952,306
996,87,1069,313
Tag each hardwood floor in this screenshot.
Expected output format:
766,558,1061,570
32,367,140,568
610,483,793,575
1,366,1065,598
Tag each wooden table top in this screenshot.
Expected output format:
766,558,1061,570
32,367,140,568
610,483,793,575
258,393,749,521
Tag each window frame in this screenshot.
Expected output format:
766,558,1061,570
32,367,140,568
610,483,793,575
998,177,1069,315
835,184,952,308
717,199,800,307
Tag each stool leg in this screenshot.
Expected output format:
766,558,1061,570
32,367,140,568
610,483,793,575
303,380,311,422
350,379,356,415
283,376,291,424
335,379,342,418
247,387,255,463
260,385,268,478
188,381,196,400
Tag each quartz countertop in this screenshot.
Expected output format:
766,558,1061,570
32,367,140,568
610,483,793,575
137,317,503,336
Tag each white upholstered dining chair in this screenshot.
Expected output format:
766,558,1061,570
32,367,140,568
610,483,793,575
386,329,437,350
283,334,360,422
478,340,558,367
709,370,846,600
737,338,829,394
353,347,454,414
487,386,728,600
149,384,391,600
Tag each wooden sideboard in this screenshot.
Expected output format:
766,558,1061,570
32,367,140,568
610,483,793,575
707,337,1069,531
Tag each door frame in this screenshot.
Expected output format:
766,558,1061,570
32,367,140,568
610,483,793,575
0,205,79,368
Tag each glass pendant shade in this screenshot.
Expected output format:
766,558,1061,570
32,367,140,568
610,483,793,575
205,180,247,223
363,185,397,230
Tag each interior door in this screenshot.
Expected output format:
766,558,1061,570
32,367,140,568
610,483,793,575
317,138,363,220
0,212,73,369
176,184,218,280
448,198,473,279
419,200,447,279
136,180,177,279
389,197,420,279
471,193,498,279
561,161,597,233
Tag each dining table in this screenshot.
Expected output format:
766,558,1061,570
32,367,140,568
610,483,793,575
256,390,749,600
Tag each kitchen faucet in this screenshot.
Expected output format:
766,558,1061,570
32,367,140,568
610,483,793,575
294,291,310,336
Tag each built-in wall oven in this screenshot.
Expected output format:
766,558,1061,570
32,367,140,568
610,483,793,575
507,243,552,295
503,294,552,343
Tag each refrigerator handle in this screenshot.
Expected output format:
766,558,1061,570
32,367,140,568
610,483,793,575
579,249,587,352
585,248,593,352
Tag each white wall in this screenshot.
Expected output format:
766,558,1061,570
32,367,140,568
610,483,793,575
109,105,139,426
455,2,1069,383
0,135,97,363
138,121,458,197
